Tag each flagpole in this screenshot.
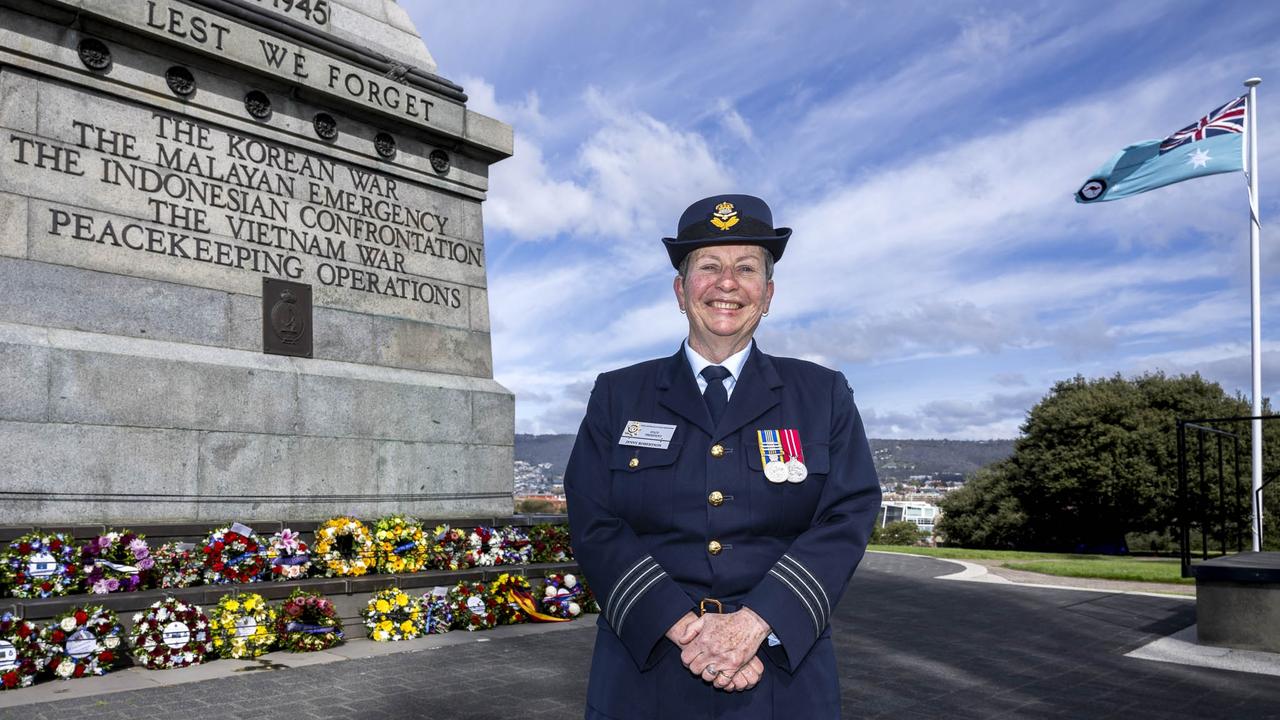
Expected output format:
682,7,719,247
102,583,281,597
1246,77,1263,552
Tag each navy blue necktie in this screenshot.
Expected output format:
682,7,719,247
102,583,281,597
701,365,731,426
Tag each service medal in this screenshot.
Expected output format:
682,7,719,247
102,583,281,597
781,429,807,483
757,430,788,483
765,460,789,483
786,458,808,483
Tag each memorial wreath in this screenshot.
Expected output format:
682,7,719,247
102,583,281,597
266,528,312,580
81,530,152,594
1,532,79,598
128,597,213,670
498,526,533,565
151,542,203,589
416,588,453,635
202,524,268,584
489,572,532,625
429,524,468,571
463,526,504,567
41,605,122,679
448,581,500,631
373,515,429,575
276,589,343,652
0,613,49,689
314,517,373,577
539,573,587,619
208,592,277,659
528,523,573,563
361,588,425,642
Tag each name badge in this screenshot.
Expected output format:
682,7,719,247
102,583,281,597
618,421,677,449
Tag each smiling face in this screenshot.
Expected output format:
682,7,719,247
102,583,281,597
674,244,774,361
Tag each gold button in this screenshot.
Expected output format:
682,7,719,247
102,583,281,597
710,444,725,458
708,491,724,507
628,457,639,469
707,540,723,555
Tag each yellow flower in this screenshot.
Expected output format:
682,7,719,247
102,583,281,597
399,620,415,633
378,620,392,631
395,593,409,607
375,599,391,613
225,600,241,612
244,596,258,611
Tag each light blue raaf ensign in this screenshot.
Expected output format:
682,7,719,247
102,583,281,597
1075,132,1243,203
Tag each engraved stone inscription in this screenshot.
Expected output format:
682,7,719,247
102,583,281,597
0,77,484,327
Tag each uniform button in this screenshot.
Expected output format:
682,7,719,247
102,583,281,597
710,444,725,458
707,540,723,555
628,457,639,469
708,491,724,507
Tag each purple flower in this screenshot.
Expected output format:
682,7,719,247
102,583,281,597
129,538,148,557
138,557,155,570
97,536,112,550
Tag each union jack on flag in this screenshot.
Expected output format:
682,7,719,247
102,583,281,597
1159,94,1247,154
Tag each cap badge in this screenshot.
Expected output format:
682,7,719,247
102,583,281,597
710,201,739,231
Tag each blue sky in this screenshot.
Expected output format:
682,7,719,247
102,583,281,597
406,1,1280,439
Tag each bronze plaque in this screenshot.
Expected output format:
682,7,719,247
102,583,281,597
263,278,313,358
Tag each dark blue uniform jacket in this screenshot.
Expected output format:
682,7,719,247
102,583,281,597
566,344,882,719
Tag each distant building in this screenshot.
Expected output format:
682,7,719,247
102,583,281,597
878,501,939,537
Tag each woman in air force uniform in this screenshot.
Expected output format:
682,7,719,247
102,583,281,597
565,194,882,720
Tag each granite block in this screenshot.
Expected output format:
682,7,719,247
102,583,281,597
471,391,514,446
0,420,200,525
0,332,49,422
0,258,232,346
48,344,299,434
295,372,472,443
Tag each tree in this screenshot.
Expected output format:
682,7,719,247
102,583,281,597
872,520,927,546
938,372,1250,552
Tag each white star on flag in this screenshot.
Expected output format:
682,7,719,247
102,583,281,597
1188,148,1212,168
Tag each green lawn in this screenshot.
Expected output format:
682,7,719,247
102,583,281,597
867,545,1108,561
867,544,1193,585
1001,559,1193,585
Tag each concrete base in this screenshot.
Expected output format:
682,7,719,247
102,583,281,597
1194,552,1280,654
0,320,514,524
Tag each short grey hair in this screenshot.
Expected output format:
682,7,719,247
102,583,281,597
677,247,775,283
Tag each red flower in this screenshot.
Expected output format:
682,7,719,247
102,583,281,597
16,624,30,638
41,581,52,592
2,670,17,688
65,564,77,574
74,610,88,624
51,629,65,643
100,651,114,664
51,539,63,550
18,542,31,554
73,665,85,678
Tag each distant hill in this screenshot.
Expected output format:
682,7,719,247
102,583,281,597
514,434,1014,482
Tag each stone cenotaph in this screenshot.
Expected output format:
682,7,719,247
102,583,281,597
0,0,515,524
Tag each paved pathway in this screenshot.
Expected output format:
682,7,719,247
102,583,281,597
5,554,1280,719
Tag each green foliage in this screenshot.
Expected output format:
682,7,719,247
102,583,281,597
871,521,926,546
938,372,1250,552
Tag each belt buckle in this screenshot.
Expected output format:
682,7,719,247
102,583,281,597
699,598,723,616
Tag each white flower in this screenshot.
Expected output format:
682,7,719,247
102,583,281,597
60,617,76,632
104,636,120,649
564,574,578,588
544,586,556,598
568,603,581,616
55,661,74,677
132,613,143,623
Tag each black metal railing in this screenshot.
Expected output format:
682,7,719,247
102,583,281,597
1177,415,1276,578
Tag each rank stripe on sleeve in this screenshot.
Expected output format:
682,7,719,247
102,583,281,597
606,556,665,633
767,567,822,636
781,554,830,619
